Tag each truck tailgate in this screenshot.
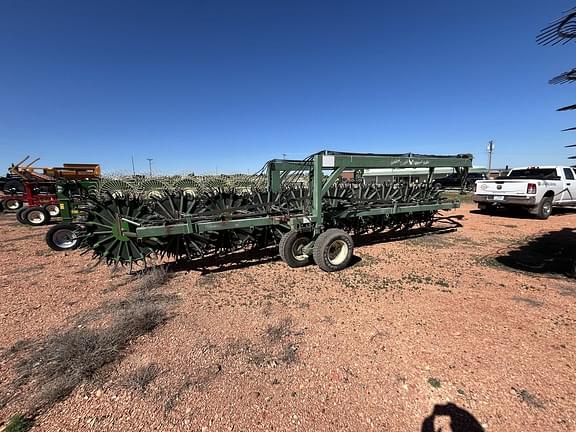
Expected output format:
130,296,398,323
476,180,528,195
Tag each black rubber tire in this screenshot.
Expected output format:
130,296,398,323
44,203,60,217
278,231,311,268
45,223,81,251
477,203,490,212
24,206,51,226
536,196,553,220
313,228,354,272
3,198,23,211
16,207,29,224
3,179,24,194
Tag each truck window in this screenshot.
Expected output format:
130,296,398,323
564,168,575,180
507,168,559,180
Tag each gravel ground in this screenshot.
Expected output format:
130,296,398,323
0,203,575,431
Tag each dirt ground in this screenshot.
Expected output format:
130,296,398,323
1,203,575,431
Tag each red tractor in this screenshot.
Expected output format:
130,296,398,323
1,156,61,225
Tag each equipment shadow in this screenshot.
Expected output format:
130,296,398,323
353,214,463,248
494,227,576,277
168,215,464,275
470,206,576,220
169,247,281,275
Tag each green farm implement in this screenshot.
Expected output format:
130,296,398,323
78,151,472,271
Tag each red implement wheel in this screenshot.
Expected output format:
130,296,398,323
44,204,60,217
16,207,29,224
3,198,23,211
24,207,51,226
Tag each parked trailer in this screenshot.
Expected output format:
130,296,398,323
15,181,60,224
7,162,100,227
3,156,61,223
78,151,473,271
42,165,101,251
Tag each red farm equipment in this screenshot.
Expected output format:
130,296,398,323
1,156,100,226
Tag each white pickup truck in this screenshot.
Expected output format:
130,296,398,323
473,166,576,219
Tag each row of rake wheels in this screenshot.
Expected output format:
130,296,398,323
43,185,440,271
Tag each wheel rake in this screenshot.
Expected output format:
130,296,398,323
81,194,157,267
81,182,443,266
76,151,473,271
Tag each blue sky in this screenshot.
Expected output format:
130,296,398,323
0,0,575,174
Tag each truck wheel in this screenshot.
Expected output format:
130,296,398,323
313,228,354,272
279,231,311,268
4,198,23,211
536,197,553,220
44,204,60,217
24,207,51,226
45,223,81,251
16,207,29,224
477,203,489,212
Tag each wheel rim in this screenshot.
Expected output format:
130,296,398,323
53,229,77,249
28,210,45,224
45,204,60,216
327,239,349,265
291,237,309,262
5,199,20,210
543,202,551,215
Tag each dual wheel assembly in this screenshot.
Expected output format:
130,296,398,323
15,204,60,226
279,228,354,272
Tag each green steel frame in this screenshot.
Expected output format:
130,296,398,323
132,151,473,241
55,179,99,223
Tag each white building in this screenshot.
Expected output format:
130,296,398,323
363,166,488,183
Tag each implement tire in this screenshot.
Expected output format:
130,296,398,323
16,207,29,224
24,207,51,226
46,223,81,251
44,204,60,217
4,198,23,211
313,228,354,272
279,231,311,268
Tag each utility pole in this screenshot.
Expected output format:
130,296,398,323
131,155,136,176
487,140,495,174
146,158,153,176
